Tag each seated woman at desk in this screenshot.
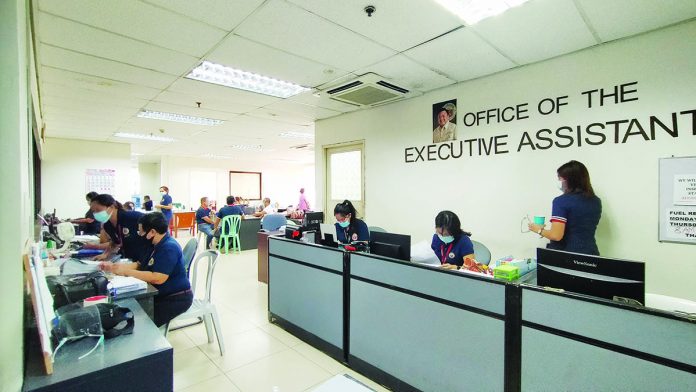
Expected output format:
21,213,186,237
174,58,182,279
100,212,192,327
70,191,101,235
431,211,475,270
334,200,369,243
89,194,152,263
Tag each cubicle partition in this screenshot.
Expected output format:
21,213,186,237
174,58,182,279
268,237,347,360
349,253,513,392
520,285,696,391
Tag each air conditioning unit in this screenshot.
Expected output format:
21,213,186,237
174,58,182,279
320,73,416,108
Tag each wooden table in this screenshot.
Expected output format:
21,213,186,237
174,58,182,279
257,231,282,283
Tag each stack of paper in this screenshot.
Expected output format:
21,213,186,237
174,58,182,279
108,276,147,294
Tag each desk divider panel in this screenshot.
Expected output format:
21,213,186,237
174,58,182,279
349,254,507,391
268,238,345,354
521,287,696,391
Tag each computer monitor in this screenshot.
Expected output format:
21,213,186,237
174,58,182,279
370,231,411,262
303,211,324,233
536,248,645,305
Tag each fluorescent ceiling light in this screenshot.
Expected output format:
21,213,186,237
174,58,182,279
186,61,311,98
114,132,175,142
137,110,223,126
229,144,262,151
202,153,234,160
279,131,314,139
432,0,530,25
131,153,144,156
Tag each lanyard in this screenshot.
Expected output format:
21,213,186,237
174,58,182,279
440,243,454,264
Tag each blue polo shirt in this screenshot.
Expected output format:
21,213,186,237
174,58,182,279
143,200,153,211
102,210,152,263
160,194,173,222
195,207,211,224
549,192,602,255
431,234,475,267
140,235,190,297
335,219,370,243
83,209,101,235
216,204,244,219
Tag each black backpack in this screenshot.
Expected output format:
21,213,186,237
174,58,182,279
46,271,109,310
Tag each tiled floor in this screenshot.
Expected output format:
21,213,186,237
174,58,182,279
169,238,390,392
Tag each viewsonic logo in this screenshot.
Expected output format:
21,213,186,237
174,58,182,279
573,260,597,268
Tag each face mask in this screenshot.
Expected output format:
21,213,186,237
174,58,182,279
557,180,565,192
94,209,111,223
145,230,157,244
438,234,454,244
338,220,350,228
160,191,166,196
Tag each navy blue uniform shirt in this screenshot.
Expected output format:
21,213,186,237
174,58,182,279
83,209,101,235
335,219,370,243
195,207,211,224
160,194,173,222
103,210,152,263
431,234,475,267
549,192,602,255
141,235,190,297
143,200,153,211
216,204,244,219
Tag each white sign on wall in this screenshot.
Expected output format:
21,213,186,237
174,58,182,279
673,174,696,205
85,168,116,194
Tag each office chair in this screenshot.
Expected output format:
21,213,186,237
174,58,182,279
471,240,492,265
261,213,287,232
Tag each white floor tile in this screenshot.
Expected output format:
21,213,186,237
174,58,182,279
226,349,333,392
173,347,224,391
177,374,241,392
167,329,197,352
259,323,305,347
292,343,349,375
200,327,289,372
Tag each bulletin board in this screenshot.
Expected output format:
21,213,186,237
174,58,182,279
658,156,696,244
229,171,262,200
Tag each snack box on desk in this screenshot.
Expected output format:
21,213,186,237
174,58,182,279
493,264,520,281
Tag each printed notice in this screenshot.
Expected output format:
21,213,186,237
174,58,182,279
665,207,696,240
674,174,696,205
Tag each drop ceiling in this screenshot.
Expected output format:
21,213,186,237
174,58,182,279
33,0,696,162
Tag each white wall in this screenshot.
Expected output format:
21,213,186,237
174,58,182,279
0,0,33,390
159,155,315,211
138,161,161,201
41,138,132,218
316,20,696,301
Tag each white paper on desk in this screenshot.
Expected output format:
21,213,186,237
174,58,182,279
108,276,147,293
73,235,100,243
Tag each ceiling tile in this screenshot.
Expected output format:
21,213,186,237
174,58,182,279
355,54,455,92
246,107,315,126
37,0,227,57
471,0,596,64
287,90,360,113
152,90,260,114
167,77,282,107
41,82,150,109
207,34,349,88
141,0,265,31
40,67,162,100
262,100,341,121
576,0,696,42
404,27,516,82
142,101,240,121
287,0,464,51
42,96,139,117
37,12,199,76
39,44,179,89
235,0,396,70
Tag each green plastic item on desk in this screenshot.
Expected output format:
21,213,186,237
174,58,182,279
494,264,520,281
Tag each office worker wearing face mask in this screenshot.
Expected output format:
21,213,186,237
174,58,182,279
334,200,369,243
90,194,152,262
100,212,192,327
432,211,475,270
528,160,602,255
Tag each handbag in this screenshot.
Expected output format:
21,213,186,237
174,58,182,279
46,271,109,310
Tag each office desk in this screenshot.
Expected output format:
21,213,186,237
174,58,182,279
239,217,261,251
23,298,173,392
60,259,158,320
257,231,281,283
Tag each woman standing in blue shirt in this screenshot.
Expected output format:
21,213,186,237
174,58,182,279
90,194,152,263
100,212,192,327
156,186,173,224
334,200,369,243
431,211,475,270
528,160,602,255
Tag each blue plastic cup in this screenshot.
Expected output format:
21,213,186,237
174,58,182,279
533,216,545,225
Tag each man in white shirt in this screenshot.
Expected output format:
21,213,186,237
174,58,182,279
254,198,276,218
433,108,457,143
